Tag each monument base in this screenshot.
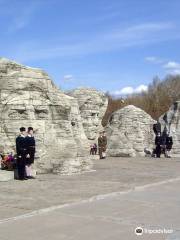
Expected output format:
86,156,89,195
0,170,14,182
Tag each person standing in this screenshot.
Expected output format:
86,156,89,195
93,143,97,155
153,121,161,136
90,144,94,155
155,132,162,158
161,129,168,157
16,127,28,180
25,127,36,179
166,134,173,158
98,131,107,159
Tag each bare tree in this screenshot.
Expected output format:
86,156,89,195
102,75,180,126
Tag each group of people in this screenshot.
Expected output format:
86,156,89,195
89,131,107,159
2,121,174,181
90,143,97,155
92,124,174,160
15,127,36,180
153,122,173,158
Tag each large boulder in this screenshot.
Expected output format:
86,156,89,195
0,58,92,174
106,105,156,157
159,101,180,157
67,88,108,140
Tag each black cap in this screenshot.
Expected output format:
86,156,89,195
28,127,33,132
20,127,26,132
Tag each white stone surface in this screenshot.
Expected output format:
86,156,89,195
0,58,92,174
159,101,180,157
67,88,108,140
106,105,156,157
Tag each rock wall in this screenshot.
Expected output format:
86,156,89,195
67,88,108,140
0,58,92,174
159,101,180,157
106,105,155,157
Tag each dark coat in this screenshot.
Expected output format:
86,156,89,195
153,122,161,136
26,135,36,164
98,136,107,148
166,136,173,150
16,135,27,165
155,136,162,146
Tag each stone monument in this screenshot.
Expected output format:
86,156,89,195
106,105,156,157
67,88,108,140
159,101,180,157
0,58,92,174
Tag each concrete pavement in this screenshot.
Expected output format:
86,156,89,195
0,157,180,239
0,178,180,240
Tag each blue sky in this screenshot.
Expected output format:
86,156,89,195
0,0,180,95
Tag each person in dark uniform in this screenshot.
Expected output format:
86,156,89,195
155,132,162,158
93,143,97,155
90,144,94,155
166,134,173,158
16,127,28,180
161,129,168,157
153,121,161,136
25,127,36,179
98,131,107,159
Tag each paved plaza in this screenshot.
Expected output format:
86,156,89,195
0,157,180,239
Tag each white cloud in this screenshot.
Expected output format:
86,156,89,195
172,69,180,74
146,57,180,75
10,21,180,62
2,1,42,33
163,61,180,75
163,61,180,69
63,75,73,81
145,56,158,62
112,84,148,96
115,87,134,95
126,22,174,32
135,84,148,93
145,56,165,64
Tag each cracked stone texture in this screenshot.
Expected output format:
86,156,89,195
106,105,156,157
159,101,180,157
67,88,108,140
0,58,92,174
